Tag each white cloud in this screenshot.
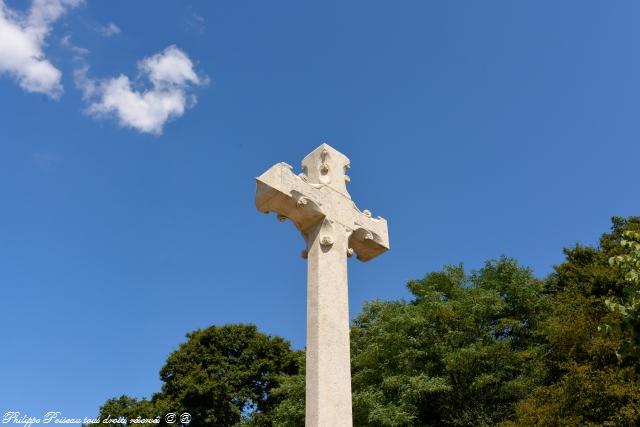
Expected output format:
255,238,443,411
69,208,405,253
98,22,119,37
0,0,81,98
77,45,206,135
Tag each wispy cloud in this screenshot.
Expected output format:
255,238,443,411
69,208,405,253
76,45,207,135
97,22,119,37
183,7,205,34
0,0,81,98
60,34,88,59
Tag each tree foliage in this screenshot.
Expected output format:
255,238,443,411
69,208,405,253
93,324,299,426
348,259,547,426
606,229,640,360
269,258,548,426
505,216,640,426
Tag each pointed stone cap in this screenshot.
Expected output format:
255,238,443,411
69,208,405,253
301,143,351,197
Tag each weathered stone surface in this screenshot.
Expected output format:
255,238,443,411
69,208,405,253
255,143,390,426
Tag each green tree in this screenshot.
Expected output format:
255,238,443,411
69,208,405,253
505,216,640,426
503,363,640,427
93,324,300,427
272,257,548,426
606,229,640,359
351,258,547,426
268,352,305,426
93,395,164,426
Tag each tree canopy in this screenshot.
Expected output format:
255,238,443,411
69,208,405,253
92,324,300,426
504,216,640,426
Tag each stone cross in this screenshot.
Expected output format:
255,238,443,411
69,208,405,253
255,144,390,426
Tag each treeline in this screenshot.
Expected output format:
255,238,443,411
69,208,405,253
94,216,640,426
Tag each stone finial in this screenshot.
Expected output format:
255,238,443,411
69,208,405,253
301,143,351,197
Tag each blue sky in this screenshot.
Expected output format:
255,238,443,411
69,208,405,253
1,0,639,421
